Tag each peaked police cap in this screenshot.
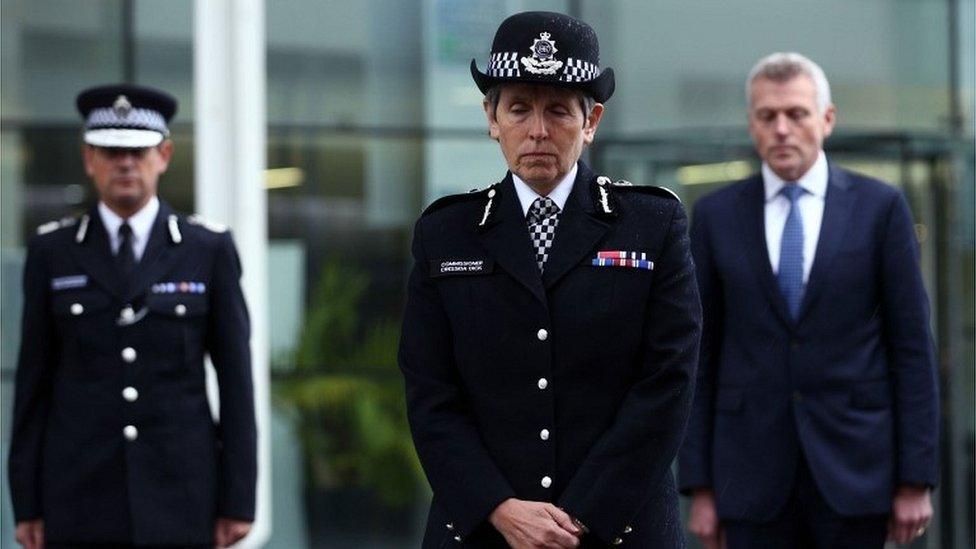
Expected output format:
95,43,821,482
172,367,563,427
76,84,177,148
470,11,615,103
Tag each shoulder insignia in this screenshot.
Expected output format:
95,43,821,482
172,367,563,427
36,215,79,236
592,175,618,217
167,214,183,244
613,183,682,203
36,221,60,235
422,184,496,217
187,214,228,233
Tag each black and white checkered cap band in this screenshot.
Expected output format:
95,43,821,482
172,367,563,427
561,57,599,83
488,51,521,78
86,107,169,135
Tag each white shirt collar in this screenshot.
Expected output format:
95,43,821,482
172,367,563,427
512,163,578,217
98,196,160,251
762,151,829,202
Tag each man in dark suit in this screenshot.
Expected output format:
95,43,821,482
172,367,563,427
679,52,939,549
399,11,701,548
9,84,256,548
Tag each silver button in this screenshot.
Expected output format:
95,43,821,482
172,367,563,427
70,303,84,315
540,428,550,441
540,476,552,488
453,535,462,542
123,425,138,441
537,328,548,341
612,537,623,545
446,522,454,530
122,386,139,402
121,306,135,321
623,525,633,534
537,377,548,390
174,304,187,316
121,347,137,363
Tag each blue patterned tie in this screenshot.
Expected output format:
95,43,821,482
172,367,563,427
778,184,806,318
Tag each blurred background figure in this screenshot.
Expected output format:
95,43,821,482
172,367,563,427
1,1,972,548
8,84,256,548
679,52,939,549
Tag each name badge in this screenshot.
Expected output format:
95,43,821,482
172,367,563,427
430,259,493,277
51,275,88,290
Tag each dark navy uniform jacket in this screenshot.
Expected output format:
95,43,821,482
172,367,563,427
678,166,939,521
8,200,256,545
399,162,702,547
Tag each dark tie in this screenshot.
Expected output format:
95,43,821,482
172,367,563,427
527,197,560,272
777,184,806,318
117,222,136,282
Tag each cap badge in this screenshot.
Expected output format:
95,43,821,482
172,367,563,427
521,31,563,75
113,95,133,118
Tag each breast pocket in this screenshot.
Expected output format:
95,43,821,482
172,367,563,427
145,294,210,374
51,289,116,377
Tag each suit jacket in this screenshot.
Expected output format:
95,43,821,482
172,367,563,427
678,165,939,521
399,162,702,547
8,200,256,545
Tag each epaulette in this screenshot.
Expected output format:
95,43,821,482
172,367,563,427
186,214,228,233
611,181,682,202
422,185,496,217
36,215,79,236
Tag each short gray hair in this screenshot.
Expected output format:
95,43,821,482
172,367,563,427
484,85,597,120
746,52,832,113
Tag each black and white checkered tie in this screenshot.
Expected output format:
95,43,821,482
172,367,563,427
527,196,561,272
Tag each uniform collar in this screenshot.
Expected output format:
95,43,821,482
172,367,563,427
512,163,578,217
98,196,160,242
762,151,828,201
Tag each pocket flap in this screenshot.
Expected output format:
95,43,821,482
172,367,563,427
146,294,209,317
51,290,112,317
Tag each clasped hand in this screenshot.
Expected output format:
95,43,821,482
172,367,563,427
490,498,583,548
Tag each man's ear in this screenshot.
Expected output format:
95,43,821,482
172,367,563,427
484,100,500,141
821,104,837,139
82,144,96,178
582,103,605,145
156,139,174,173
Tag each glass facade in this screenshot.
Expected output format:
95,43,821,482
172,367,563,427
1,1,973,547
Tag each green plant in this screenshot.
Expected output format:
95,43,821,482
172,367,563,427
273,258,426,507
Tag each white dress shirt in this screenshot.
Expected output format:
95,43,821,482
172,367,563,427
98,196,160,261
512,163,578,217
763,152,828,283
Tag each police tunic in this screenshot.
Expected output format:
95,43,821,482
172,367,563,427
399,162,701,547
9,200,256,545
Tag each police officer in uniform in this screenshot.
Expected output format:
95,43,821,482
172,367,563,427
399,12,701,548
9,84,256,548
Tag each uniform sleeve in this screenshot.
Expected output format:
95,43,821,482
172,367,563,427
8,237,58,521
557,201,702,543
398,218,516,538
207,232,257,520
880,192,940,487
678,201,722,492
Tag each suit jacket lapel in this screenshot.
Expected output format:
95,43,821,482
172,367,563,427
797,165,855,322
126,200,181,302
477,174,547,305
542,163,612,290
738,176,794,328
68,206,126,300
